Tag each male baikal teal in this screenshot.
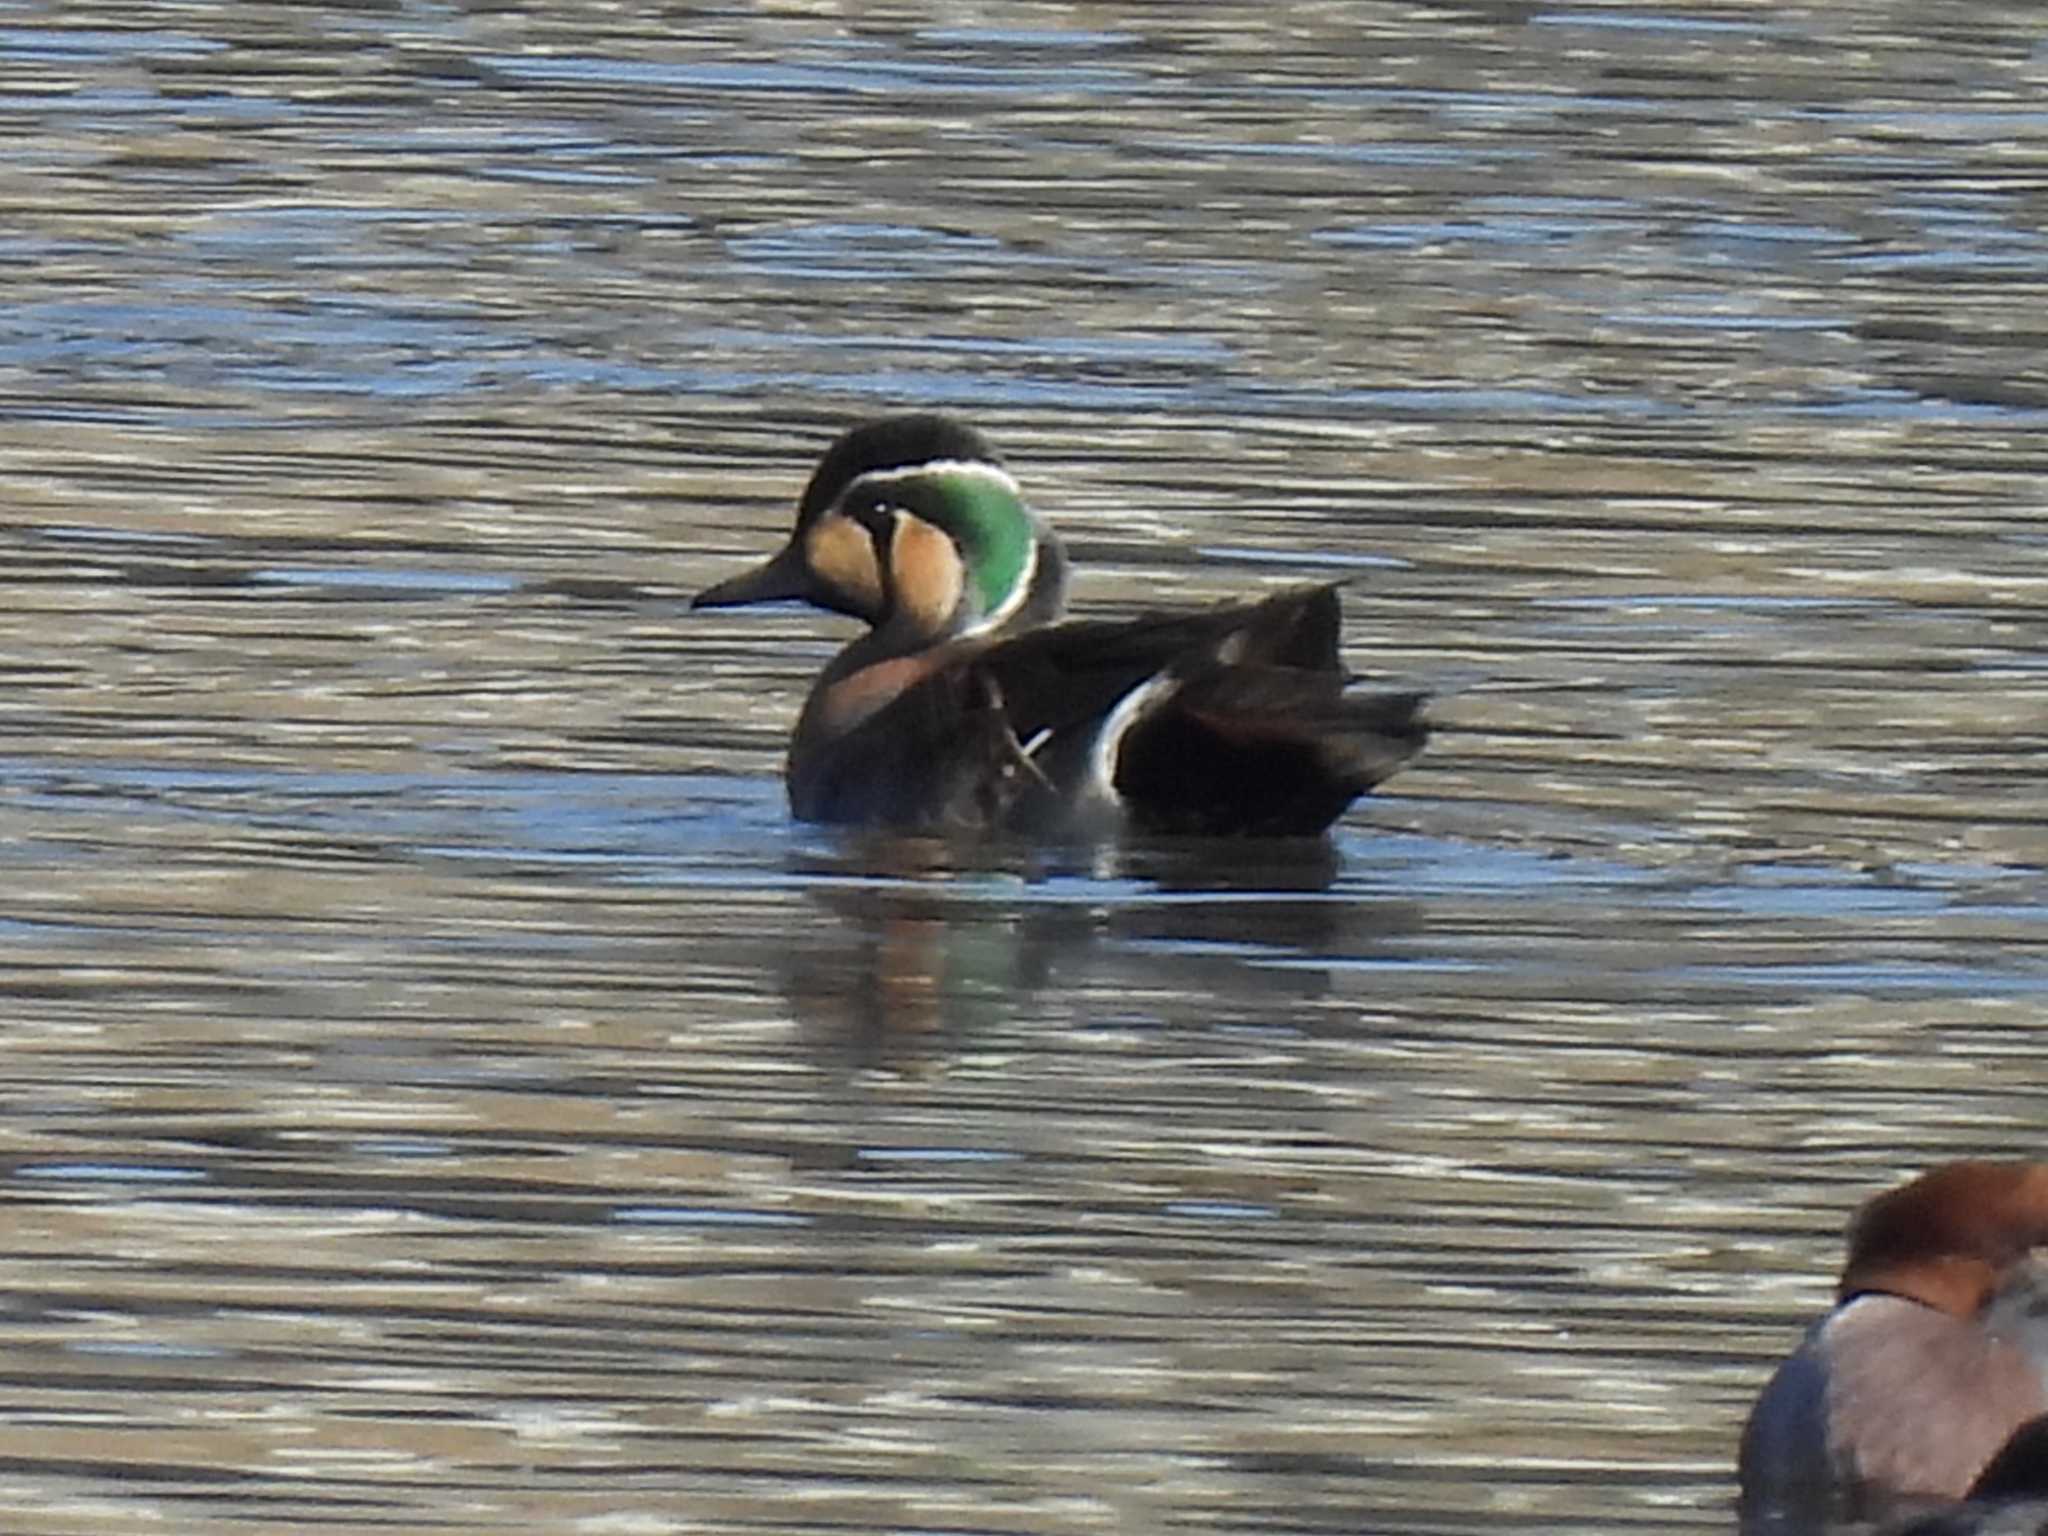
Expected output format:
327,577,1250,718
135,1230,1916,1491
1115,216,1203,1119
693,414,1427,836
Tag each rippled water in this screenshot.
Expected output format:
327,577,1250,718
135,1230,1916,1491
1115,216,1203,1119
3,3,2047,1532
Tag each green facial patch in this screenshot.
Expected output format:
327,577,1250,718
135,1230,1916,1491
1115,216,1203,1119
865,466,1034,619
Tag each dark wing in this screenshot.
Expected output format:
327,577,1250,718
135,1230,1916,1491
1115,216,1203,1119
1116,665,1428,835
793,584,1426,836
984,584,1428,836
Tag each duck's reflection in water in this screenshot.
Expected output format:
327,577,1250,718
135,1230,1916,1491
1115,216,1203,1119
784,832,1422,1070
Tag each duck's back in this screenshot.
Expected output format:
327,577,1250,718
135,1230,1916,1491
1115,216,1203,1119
790,584,1427,836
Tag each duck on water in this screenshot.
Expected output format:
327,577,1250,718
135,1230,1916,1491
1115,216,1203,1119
1741,1161,2048,1534
693,413,1428,837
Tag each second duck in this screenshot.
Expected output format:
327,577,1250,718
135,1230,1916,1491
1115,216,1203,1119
693,413,1428,837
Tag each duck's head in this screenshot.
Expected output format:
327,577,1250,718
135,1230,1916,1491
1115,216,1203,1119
1838,1161,2048,1318
693,413,1069,645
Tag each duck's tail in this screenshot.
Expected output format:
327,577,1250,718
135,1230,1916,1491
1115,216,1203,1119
1115,670,1429,836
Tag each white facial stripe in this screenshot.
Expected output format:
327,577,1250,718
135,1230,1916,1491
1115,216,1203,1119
846,460,1024,499
974,536,1037,636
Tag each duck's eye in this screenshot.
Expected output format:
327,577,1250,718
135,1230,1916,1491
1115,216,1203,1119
844,494,899,542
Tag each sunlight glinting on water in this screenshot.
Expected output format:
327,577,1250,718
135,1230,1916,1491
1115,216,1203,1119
1,3,2046,1533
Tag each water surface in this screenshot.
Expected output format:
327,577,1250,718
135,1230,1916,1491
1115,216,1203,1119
2,3,2047,1532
